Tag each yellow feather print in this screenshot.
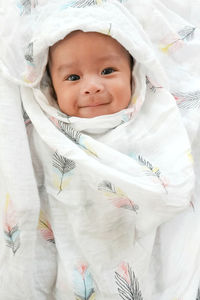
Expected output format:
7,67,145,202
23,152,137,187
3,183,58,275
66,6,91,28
100,23,112,36
131,96,137,104
160,43,173,53
80,140,98,158
187,150,194,163
5,193,10,210
53,173,71,191
38,210,55,243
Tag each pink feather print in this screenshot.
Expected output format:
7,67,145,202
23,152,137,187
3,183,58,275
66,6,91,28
115,262,143,300
113,197,139,213
4,194,20,254
98,180,139,213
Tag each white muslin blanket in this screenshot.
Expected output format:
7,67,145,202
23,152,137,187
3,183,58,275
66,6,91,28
0,1,200,300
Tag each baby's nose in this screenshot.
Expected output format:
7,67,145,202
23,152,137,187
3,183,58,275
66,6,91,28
81,77,104,95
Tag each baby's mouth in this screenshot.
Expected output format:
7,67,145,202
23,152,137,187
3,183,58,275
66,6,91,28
80,101,110,108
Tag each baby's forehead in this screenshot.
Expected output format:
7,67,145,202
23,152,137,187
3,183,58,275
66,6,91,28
48,30,131,65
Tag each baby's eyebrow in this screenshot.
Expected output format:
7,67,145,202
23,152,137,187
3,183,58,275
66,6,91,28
57,63,75,73
96,54,123,62
56,54,123,73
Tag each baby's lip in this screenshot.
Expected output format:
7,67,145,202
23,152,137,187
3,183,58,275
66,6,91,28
79,101,109,108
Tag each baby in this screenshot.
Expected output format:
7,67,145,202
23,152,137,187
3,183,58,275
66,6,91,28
0,1,198,300
48,30,134,118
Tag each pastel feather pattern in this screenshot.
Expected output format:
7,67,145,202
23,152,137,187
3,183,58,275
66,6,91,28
61,0,100,9
52,120,98,158
4,194,20,254
17,0,31,15
161,26,196,53
178,26,196,42
17,0,38,15
173,90,200,110
146,76,162,93
98,180,139,213
24,42,34,65
22,104,31,126
138,155,168,193
38,210,55,244
79,140,98,158
53,152,76,194
115,263,143,300
58,120,81,144
73,264,96,300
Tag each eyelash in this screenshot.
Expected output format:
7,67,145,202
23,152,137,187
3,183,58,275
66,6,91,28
66,74,80,81
65,68,116,81
101,67,115,75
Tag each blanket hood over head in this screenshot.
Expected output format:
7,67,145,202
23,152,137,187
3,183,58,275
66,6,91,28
0,1,200,300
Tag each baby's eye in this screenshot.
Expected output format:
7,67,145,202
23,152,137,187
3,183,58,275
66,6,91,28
101,68,115,75
66,74,80,81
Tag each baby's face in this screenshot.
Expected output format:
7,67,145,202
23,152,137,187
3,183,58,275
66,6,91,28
49,31,132,118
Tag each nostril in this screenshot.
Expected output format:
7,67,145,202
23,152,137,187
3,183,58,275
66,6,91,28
84,88,101,95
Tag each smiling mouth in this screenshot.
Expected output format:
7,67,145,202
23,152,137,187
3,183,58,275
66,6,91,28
80,102,109,108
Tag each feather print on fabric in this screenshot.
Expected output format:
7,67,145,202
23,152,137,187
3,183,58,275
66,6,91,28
58,120,81,144
52,119,98,158
53,152,76,194
22,104,31,126
38,210,55,244
24,42,34,66
173,90,200,110
57,111,70,119
61,0,102,9
17,0,31,15
178,26,196,42
146,76,162,93
100,23,112,36
73,264,96,300
138,155,168,193
115,262,143,300
17,0,38,15
161,26,196,53
23,42,36,83
79,139,99,158
4,194,20,255
98,180,139,213
196,288,200,300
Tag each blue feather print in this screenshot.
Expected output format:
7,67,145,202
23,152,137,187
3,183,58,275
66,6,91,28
4,225,20,254
4,194,20,255
73,264,95,300
17,0,38,15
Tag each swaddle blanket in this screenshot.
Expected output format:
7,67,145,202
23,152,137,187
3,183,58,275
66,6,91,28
0,0,200,299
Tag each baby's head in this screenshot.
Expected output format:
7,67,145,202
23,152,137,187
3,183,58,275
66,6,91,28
48,30,133,118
